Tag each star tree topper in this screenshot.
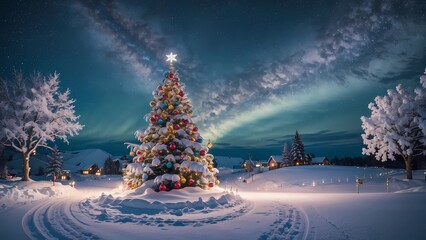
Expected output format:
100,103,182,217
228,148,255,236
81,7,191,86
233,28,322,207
166,52,177,64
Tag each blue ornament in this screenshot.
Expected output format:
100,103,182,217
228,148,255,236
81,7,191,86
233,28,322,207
197,137,203,143
158,119,164,125
174,100,180,106
194,152,200,157
166,162,173,168
143,174,149,181
161,103,168,109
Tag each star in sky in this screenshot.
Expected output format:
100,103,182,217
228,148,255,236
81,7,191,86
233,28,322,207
166,52,177,64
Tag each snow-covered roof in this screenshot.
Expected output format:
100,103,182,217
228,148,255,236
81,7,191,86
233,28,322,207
62,149,112,172
268,155,282,163
311,157,328,164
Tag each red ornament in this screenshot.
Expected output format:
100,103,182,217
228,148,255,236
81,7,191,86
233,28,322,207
173,124,180,130
174,182,181,189
193,127,199,132
188,179,195,185
199,150,206,156
208,182,214,188
162,94,167,99
168,73,174,79
137,156,144,163
179,91,185,97
158,86,163,90
154,115,160,120
173,110,179,115
159,183,167,191
150,117,156,123
183,119,190,125
169,143,176,150
175,82,180,86
136,150,142,155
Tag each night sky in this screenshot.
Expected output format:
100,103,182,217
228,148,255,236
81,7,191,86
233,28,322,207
1,0,425,160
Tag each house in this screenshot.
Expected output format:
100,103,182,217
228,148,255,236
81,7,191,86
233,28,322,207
62,149,120,175
267,155,282,170
241,159,268,173
311,157,330,165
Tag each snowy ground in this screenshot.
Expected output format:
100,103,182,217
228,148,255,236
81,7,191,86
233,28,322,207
1,166,425,240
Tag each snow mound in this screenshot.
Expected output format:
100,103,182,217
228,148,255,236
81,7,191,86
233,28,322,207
0,181,78,212
80,186,249,226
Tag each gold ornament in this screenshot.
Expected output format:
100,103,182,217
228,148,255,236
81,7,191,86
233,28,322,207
215,180,220,185
168,105,174,110
150,101,156,107
194,157,199,162
130,151,135,157
181,178,187,184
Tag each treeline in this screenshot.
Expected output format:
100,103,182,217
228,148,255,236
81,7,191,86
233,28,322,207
331,155,425,170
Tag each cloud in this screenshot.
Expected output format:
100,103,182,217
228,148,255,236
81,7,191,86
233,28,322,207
195,0,426,141
73,0,174,85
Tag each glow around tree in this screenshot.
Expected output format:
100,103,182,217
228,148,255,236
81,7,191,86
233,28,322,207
124,53,219,191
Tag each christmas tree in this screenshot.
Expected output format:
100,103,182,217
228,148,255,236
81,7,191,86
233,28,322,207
290,131,305,165
124,53,219,191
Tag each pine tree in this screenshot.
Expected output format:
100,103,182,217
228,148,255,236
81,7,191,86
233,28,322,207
281,143,291,167
46,146,63,178
0,165,8,180
124,53,219,191
290,131,305,165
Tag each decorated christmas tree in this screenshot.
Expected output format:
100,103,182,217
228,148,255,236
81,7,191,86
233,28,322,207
124,53,219,191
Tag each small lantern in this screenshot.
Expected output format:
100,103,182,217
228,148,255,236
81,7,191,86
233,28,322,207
61,175,67,180
95,170,101,176
82,170,89,175
207,139,213,148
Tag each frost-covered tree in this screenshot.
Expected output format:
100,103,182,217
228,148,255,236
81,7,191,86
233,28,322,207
124,54,219,191
291,131,305,165
361,69,426,179
415,69,426,150
281,143,291,167
0,72,83,181
46,146,63,178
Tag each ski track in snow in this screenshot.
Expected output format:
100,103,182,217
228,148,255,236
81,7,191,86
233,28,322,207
304,205,350,240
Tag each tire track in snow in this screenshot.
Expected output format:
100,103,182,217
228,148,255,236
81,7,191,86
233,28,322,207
22,198,100,240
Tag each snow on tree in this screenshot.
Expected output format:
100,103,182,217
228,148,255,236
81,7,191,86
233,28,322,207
290,131,305,165
281,143,291,166
124,53,219,191
361,69,426,179
0,72,83,181
46,146,63,178
415,68,426,151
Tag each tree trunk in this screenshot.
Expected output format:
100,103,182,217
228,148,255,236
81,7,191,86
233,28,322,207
22,153,30,181
403,155,413,180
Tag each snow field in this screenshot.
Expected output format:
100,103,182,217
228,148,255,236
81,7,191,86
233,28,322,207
1,165,425,239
